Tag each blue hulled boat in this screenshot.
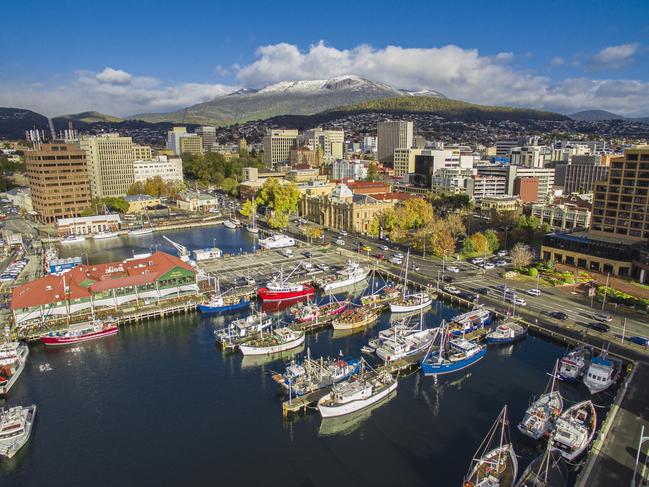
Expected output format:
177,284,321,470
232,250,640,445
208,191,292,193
420,321,486,376
447,308,492,336
198,296,251,314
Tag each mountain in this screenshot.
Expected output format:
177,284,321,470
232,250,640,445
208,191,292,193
328,96,566,121
569,110,627,121
130,75,446,125
0,108,50,139
55,111,122,124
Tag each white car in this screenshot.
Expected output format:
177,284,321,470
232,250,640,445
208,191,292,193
497,250,508,257
494,259,507,267
470,258,484,265
393,252,404,259
444,286,461,295
339,230,348,236
446,266,460,273
508,296,527,306
390,257,403,265
380,245,389,251
482,262,495,270
317,264,330,272
335,238,345,246
526,288,541,296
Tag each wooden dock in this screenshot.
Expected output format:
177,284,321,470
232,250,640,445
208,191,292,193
282,388,330,416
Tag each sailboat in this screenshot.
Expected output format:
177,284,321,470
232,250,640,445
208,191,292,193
128,213,153,236
550,400,597,461
245,197,259,234
420,321,486,376
389,249,433,313
518,360,563,440
198,278,251,314
224,208,238,229
464,405,518,487
515,443,568,487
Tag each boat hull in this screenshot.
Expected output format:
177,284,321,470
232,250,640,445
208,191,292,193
128,229,153,236
198,298,250,314
41,325,118,346
257,286,315,302
389,296,433,313
318,380,398,418
245,226,259,234
421,347,486,376
239,333,305,356
93,232,119,239
322,272,369,292
486,329,527,344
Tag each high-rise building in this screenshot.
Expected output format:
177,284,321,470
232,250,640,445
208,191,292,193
25,142,91,223
591,146,649,240
133,155,184,183
510,146,546,168
377,121,413,164
331,160,368,180
132,144,152,161
477,165,554,203
238,138,248,155
195,126,217,151
167,127,203,155
466,175,507,201
495,136,539,157
393,148,422,177
555,161,609,194
80,134,135,199
302,128,344,163
262,129,299,169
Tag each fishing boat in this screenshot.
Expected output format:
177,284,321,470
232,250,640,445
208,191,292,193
317,362,398,418
316,261,369,291
273,350,360,396
213,312,272,348
319,390,397,437
558,345,593,383
293,298,349,323
331,306,380,331
374,311,437,363
515,446,568,487
421,322,486,376
518,361,563,440
0,342,29,395
41,319,118,346
486,321,527,344
257,266,315,302
464,405,518,487
198,278,251,314
448,308,492,336
128,227,153,236
0,404,37,459
389,250,433,313
551,400,597,461
92,231,119,239
239,327,305,356
361,286,400,308
582,351,621,394
60,234,86,244
245,197,259,234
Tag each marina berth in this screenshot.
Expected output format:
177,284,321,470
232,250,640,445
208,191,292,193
0,404,37,459
41,319,118,346
518,361,563,440
464,405,518,487
0,342,29,395
486,321,527,344
238,327,305,356
582,351,621,395
550,400,597,461
558,345,593,383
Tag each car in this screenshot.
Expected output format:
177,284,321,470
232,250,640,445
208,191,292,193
494,259,507,267
629,336,649,346
495,284,509,292
446,266,460,273
335,239,345,246
372,253,385,260
459,291,479,302
549,311,568,320
526,288,541,296
390,257,403,265
303,251,313,258
508,297,527,306
361,246,372,252
587,322,610,333
470,257,484,265
317,263,330,271
482,262,495,270
497,250,508,257
380,245,389,251
477,287,490,295
410,264,420,271
245,277,257,286
443,275,454,283
444,286,461,295
393,252,404,259
339,230,348,236
592,313,612,323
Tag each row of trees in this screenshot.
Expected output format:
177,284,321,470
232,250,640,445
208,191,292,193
240,178,301,229
127,177,184,199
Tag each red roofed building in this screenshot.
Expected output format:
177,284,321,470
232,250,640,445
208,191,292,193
11,251,198,327
336,180,392,195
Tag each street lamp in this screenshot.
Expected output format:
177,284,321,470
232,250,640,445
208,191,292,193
631,424,649,487
601,272,611,311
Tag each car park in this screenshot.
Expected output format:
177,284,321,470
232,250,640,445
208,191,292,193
526,288,541,296
549,311,568,320
629,336,649,346
446,266,460,273
587,322,610,333
444,286,461,295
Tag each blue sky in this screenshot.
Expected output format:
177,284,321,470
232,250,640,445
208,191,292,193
1,0,648,116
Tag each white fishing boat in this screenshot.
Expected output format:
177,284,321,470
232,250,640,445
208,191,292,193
389,250,433,313
317,261,369,292
518,361,563,440
582,351,621,394
465,405,518,487
60,234,86,244
0,404,37,459
214,312,272,348
374,311,437,363
0,342,29,395
259,234,295,249
128,227,153,236
558,345,593,383
317,364,397,418
92,231,119,239
551,400,597,461
239,327,305,356
223,219,237,229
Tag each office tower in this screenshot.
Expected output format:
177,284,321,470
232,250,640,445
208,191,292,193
80,134,135,198
393,148,422,177
510,145,546,168
132,145,152,161
262,129,299,169
167,127,203,155
302,128,344,163
195,126,217,151
25,143,91,223
377,121,413,164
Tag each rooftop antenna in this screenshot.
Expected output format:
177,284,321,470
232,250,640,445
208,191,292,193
47,117,56,141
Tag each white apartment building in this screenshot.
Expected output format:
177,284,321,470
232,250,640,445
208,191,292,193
377,121,413,163
393,148,422,177
79,134,135,199
133,155,184,183
332,160,367,180
510,145,546,168
302,128,344,163
362,136,377,153
476,165,555,203
262,129,299,169
466,175,507,201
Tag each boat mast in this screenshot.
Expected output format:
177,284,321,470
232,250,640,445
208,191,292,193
496,405,507,468
402,249,410,299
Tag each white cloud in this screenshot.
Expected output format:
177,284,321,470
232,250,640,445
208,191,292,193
550,56,565,66
587,43,639,70
0,68,238,117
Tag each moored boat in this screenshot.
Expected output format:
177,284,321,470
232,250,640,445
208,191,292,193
558,345,593,383
41,319,118,346
92,231,119,239
360,286,400,307
128,227,153,236
293,298,349,323
316,261,369,291
0,342,29,395
518,361,563,440
551,400,597,461
214,312,272,348
223,219,237,229
239,327,305,356
199,296,250,314
331,306,380,331
420,322,486,376
60,234,86,244
464,405,518,487
257,266,315,302
0,404,37,459
448,308,492,336
376,327,436,363
515,446,568,487
389,250,434,313
487,321,527,344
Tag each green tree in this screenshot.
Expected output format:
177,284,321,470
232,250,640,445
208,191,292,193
366,161,378,182
302,225,323,242
483,229,500,253
127,181,145,195
221,177,239,196
267,211,289,229
240,199,254,218
463,232,488,255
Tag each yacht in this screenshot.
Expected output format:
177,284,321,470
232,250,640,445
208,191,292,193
0,404,37,458
223,219,237,229
245,197,259,234
317,261,369,292
551,400,597,461
583,352,621,394
0,342,29,395
128,227,153,236
60,234,86,244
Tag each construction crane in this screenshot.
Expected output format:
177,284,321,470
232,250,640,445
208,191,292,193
163,235,190,261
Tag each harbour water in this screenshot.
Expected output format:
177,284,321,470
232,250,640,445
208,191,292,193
2,228,615,486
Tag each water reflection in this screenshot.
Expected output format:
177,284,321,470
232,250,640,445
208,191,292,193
318,390,397,437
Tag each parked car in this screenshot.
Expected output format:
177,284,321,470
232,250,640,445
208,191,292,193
317,264,330,271
470,257,484,265
446,266,460,273
443,275,454,283
335,239,345,246
380,245,390,251
410,264,420,271
339,230,348,236
508,296,527,306
526,288,541,296
477,287,490,295
549,311,568,320
245,277,257,286
482,262,495,270
459,291,478,302
303,251,313,258
361,246,372,253
393,252,404,259
587,322,610,333
497,250,508,257
444,286,461,295
390,257,403,265
372,253,385,260
629,336,649,346
494,259,507,267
